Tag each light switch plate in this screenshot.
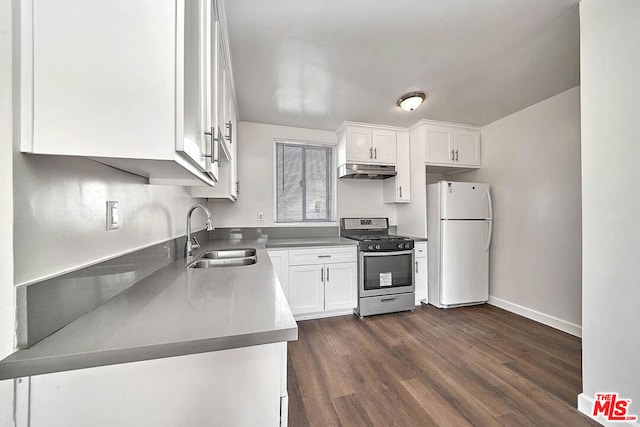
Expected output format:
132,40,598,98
257,212,264,221
107,201,119,230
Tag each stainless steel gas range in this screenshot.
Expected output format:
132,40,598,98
340,218,415,318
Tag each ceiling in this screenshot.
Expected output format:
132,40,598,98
225,0,580,131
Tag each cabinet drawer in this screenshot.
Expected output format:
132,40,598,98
415,242,427,258
288,246,357,266
358,293,415,317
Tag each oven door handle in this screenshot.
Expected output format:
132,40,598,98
360,250,415,257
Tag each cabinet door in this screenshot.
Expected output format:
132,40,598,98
345,127,373,163
288,265,325,315
372,129,397,164
29,344,283,427
267,250,289,300
29,0,176,159
415,257,428,304
424,125,454,165
228,95,239,199
180,0,208,172
202,7,219,179
324,262,357,311
216,37,231,162
396,132,410,201
454,129,481,166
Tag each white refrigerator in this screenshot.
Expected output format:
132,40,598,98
427,181,492,308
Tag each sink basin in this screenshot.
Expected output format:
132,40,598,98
199,249,257,259
188,257,257,269
187,248,258,269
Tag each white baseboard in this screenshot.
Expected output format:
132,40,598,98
488,296,582,337
578,393,640,427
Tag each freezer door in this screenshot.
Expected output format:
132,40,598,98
440,181,491,220
440,220,490,306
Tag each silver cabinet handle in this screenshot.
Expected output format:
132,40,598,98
451,149,455,160
321,267,324,282
399,186,402,198
369,147,373,159
204,127,220,163
381,297,397,303
455,149,459,161
318,255,332,258
326,267,329,281
374,147,377,159
236,181,239,194
415,261,418,273
225,121,233,143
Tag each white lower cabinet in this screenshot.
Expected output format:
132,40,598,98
289,264,326,315
27,343,287,427
279,246,357,319
324,262,358,311
414,242,428,305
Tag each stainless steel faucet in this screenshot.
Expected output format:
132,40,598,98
184,204,214,259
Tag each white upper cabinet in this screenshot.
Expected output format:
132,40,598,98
383,131,410,203
424,125,454,164
191,6,239,201
371,129,397,164
19,0,237,187
453,128,481,166
338,124,397,165
424,124,480,168
182,0,208,174
192,91,238,200
345,126,373,163
214,19,231,162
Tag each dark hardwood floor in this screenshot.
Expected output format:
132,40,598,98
287,304,598,426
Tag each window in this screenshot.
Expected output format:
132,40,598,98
275,140,335,223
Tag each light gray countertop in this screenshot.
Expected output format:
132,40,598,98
265,236,358,248
0,240,298,380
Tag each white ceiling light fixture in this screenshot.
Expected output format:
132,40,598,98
397,91,426,111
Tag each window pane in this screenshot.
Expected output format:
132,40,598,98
305,147,330,220
276,144,303,222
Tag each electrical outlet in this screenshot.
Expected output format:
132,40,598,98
257,212,264,221
107,201,120,230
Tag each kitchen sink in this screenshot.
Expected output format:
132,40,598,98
199,249,257,259
187,248,257,269
188,258,257,268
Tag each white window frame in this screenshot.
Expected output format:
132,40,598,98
272,139,337,226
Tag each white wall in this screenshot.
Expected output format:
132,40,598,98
13,153,206,285
452,86,582,334
209,121,397,227
1,0,14,423
579,0,640,421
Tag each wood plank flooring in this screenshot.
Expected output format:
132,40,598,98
287,304,598,426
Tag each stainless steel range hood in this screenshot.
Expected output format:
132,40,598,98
338,163,397,180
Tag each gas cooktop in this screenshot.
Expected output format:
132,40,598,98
340,218,414,252
345,234,413,242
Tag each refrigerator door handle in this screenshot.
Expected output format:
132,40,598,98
486,188,493,220
484,221,493,252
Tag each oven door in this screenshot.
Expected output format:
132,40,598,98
359,250,415,297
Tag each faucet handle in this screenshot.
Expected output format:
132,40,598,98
192,236,200,250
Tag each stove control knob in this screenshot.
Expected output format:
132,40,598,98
397,243,403,249
368,245,374,251
375,244,381,250
404,243,411,249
